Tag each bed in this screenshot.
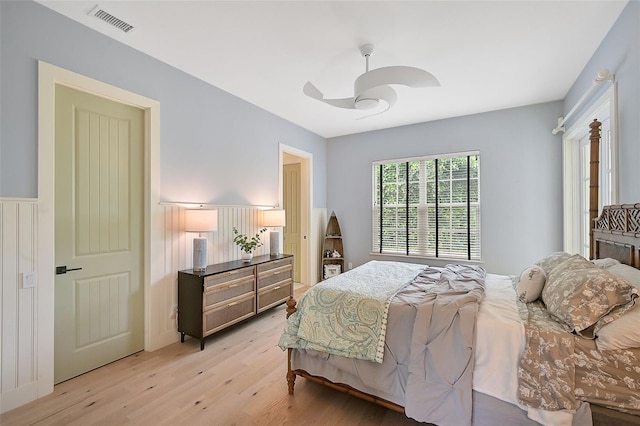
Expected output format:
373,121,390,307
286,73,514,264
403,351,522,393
279,206,640,425
279,119,640,425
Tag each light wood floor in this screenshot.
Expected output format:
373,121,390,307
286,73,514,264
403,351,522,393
1,287,423,426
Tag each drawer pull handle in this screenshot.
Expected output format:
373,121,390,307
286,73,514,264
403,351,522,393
228,283,237,288
227,301,238,307
274,285,281,290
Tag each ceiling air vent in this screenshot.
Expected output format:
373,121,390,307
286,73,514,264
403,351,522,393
88,5,134,33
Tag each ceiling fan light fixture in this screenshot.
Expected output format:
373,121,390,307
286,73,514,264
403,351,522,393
355,97,379,110
303,43,439,118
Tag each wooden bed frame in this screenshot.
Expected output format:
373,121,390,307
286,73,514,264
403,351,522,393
284,120,640,425
593,203,640,268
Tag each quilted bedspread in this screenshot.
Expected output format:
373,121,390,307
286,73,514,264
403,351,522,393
278,260,425,362
404,264,486,426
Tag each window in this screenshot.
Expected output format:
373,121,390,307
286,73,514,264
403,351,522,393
372,152,480,260
563,86,617,256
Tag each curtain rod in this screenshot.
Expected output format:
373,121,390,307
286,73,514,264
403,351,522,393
552,69,614,135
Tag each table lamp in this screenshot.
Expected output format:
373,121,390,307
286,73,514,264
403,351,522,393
262,209,286,256
185,209,218,271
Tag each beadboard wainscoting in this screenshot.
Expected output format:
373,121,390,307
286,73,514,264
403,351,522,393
0,199,39,413
155,204,274,349
1,198,324,413
0,200,308,413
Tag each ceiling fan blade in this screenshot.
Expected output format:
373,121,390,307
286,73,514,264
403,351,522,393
356,85,397,120
303,81,356,109
354,66,440,96
303,81,324,101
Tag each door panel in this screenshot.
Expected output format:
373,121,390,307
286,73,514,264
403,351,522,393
55,84,144,384
284,164,301,282
75,273,131,347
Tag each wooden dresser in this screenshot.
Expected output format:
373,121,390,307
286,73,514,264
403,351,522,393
178,254,293,350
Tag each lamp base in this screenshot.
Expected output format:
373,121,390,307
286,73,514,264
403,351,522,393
193,237,207,271
269,231,280,256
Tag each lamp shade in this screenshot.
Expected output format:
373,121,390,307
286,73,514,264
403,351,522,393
262,209,286,227
185,209,218,232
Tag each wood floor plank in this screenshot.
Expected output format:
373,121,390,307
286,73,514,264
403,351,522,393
1,287,424,425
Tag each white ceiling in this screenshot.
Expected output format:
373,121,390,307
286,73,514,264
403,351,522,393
37,1,628,138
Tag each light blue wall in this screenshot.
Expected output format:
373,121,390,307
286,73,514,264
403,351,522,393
326,2,640,276
327,102,564,275
3,1,638,275
564,0,640,203
0,1,327,208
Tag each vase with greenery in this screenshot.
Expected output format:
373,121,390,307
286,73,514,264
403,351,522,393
233,227,267,262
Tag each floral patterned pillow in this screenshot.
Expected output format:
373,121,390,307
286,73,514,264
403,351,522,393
541,254,639,337
517,265,546,302
535,251,572,275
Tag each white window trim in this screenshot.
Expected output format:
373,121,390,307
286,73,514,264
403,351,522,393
562,84,618,254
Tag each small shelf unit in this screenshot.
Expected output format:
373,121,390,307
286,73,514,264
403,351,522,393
321,212,344,280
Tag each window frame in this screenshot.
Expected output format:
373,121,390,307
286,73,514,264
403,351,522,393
563,84,618,256
371,150,481,261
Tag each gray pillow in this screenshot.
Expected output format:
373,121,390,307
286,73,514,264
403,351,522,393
517,265,546,302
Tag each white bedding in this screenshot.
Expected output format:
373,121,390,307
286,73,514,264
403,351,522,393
474,273,590,426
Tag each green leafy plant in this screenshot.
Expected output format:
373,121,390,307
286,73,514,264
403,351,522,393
232,227,267,254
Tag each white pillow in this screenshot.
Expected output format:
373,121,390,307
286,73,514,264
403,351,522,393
596,263,640,351
596,304,640,351
591,257,621,269
607,264,640,287
517,265,546,303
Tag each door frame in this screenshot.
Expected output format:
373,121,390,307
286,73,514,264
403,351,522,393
37,61,161,397
279,144,312,286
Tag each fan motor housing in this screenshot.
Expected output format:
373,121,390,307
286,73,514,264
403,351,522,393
355,98,379,110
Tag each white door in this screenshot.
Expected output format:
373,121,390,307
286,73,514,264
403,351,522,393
54,84,144,383
284,163,301,282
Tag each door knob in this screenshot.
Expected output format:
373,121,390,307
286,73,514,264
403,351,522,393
56,265,83,275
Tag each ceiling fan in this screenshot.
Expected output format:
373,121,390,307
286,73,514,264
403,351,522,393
303,44,440,118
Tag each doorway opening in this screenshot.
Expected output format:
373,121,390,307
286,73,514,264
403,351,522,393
279,144,313,287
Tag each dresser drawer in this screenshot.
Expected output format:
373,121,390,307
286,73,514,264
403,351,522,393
203,276,254,309
203,294,255,336
257,257,293,275
204,266,254,289
258,268,292,290
257,258,293,290
257,280,293,313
